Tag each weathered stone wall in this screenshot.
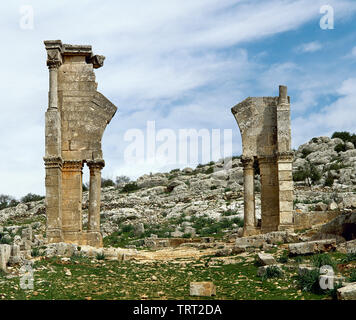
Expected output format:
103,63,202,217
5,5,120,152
44,40,117,247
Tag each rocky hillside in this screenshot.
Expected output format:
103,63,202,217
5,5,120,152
0,134,356,250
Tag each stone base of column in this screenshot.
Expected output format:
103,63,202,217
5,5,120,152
46,229,63,243
243,226,260,237
84,231,103,248
62,231,82,244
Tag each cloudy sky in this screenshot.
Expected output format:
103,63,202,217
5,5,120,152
0,0,355,198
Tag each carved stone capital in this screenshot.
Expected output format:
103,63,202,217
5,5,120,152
241,156,254,168
277,151,294,162
90,55,105,69
62,160,83,171
44,156,63,169
87,159,105,171
44,40,63,69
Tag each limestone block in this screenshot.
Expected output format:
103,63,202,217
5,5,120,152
289,239,336,255
279,180,293,191
190,282,216,297
21,227,33,242
278,163,292,171
337,283,356,300
257,253,276,265
0,244,11,271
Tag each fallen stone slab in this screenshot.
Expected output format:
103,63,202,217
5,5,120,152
337,283,356,300
190,282,216,297
337,239,356,254
289,239,336,255
257,253,276,266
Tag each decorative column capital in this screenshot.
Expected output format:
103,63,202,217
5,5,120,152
87,159,105,171
241,156,254,169
277,151,294,162
44,40,63,69
62,160,83,172
44,156,63,169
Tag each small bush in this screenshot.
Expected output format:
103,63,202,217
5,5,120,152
324,172,334,187
0,194,19,210
0,233,11,244
101,178,115,188
96,252,105,260
21,193,45,203
261,266,283,281
348,270,356,282
341,253,356,263
82,183,89,192
311,253,336,269
121,182,140,193
122,224,134,234
297,269,321,293
331,131,356,147
204,167,214,174
334,143,346,153
222,210,237,217
277,250,289,263
31,247,41,257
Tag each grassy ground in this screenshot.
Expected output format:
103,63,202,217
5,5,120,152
0,252,353,300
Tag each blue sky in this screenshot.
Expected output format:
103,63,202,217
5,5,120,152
0,0,355,198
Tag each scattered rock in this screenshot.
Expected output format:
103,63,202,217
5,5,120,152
289,239,336,255
337,283,356,300
257,253,276,266
190,282,216,297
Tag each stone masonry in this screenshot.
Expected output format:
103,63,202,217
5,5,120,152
44,40,117,247
231,85,293,236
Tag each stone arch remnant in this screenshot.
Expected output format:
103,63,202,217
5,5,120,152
44,40,117,247
231,85,294,236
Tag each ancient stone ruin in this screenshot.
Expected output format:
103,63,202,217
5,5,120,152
44,40,117,248
231,85,294,236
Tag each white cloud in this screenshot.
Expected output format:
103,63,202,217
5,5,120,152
351,46,356,57
292,78,356,147
296,41,323,53
0,0,356,197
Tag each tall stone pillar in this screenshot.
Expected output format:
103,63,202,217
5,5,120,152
259,156,279,233
86,160,104,247
44,40,63,243
241,157,257,236
276,85,294,231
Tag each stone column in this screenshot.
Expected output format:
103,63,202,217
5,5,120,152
241,156,257,236
86,160,105,247
44,40,63,243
